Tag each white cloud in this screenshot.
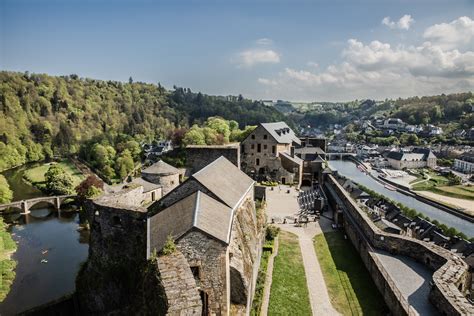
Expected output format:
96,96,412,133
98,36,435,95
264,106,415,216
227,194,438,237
307,61,319,68
423,16,474,50
382,14,414,30
234,49,280,67
255,16,474,101
256,38,273,45
258,78,278,85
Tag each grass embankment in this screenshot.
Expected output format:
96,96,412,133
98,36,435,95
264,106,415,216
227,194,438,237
314,231,388,316
0,218,17,302
268,231,311,316
250,239,273,316
411,170,474,201
23,159,85,190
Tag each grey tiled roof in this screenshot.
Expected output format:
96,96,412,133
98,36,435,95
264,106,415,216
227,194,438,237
261,122,301,145
192,156,254,209
280,152,303,165
129,177,162,193
142,160,179,175
294,146,325,155
149,191,232,248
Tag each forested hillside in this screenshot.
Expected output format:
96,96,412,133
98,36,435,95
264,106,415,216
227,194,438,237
286,93,474,129
0,71,285,172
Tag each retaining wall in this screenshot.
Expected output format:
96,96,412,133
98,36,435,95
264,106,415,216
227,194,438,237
325,175,473,316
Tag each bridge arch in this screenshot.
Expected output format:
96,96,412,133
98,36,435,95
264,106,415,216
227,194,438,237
28,199,57,210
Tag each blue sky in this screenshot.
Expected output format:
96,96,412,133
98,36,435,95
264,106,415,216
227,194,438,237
1,0,473,101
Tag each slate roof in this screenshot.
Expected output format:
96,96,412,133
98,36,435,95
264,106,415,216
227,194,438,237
129,177,162,193
280,152,303,165
387,148,436,161
149,191,233,249
294,146,325,155
142,160,179,175
192,156,254,209
260,122,301,145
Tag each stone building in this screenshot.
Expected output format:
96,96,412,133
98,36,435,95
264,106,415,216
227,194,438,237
77,156,263,315
241,122,302,185
148,156,262,315
453,151,474,174
386,148,437,170
294,137,327,187
142,160,180,195
186,143,240,173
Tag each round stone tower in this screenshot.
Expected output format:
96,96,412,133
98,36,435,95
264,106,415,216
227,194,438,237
141,160,180,195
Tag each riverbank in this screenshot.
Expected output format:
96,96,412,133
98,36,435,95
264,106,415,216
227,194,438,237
22,159,84,192
0,218,17,302
328,160,473,236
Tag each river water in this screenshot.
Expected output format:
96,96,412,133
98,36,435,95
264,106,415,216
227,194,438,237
0,164,89,315
328,160,473,237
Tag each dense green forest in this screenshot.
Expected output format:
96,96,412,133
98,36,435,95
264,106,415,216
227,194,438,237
0,71,286,173
287,93,474,129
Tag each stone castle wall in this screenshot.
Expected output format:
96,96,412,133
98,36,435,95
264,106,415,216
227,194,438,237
177,229,229,314
76,198,149,314
325,175,473,316
186,145,240,173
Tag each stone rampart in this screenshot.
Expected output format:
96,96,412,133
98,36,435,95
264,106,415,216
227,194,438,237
186,144,240,173
325,175,473,316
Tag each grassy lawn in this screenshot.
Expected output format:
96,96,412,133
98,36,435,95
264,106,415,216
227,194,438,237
23,159,85,188
314,231,388,316
0,218,17,302
268,231,311,316
429,185,474,201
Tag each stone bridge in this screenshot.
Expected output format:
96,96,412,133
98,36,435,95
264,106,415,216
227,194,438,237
326,152,356,160
0,195,77,214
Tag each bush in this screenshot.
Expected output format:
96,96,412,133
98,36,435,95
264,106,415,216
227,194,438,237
266,225,280,241
161,234,176,255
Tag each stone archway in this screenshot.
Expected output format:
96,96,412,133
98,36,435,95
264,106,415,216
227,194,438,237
230,267,247,305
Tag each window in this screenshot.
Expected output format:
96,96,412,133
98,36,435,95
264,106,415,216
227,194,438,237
191,266,200,280
251,134,255,139
256,158,260,166
263,134,267,139
257,144,261,152
272,146,276,154
112,216,122,227
251,144,255,150
263,144,267,150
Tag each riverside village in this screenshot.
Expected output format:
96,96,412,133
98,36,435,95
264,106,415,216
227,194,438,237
1,118,473,315
1,2,474,315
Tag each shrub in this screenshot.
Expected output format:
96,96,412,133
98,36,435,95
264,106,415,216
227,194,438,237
266,225,280,241
161,234,176,255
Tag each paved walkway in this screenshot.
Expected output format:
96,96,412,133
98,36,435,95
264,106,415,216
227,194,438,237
266,186,339,316
374,250,440,315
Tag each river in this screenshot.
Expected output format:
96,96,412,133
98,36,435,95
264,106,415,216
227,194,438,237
0,164,89,315
328,160,473,237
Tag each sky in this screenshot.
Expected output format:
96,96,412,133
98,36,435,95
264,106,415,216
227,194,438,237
1,0,473,102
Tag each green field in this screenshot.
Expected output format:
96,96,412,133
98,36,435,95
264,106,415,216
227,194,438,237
0,218,17,302
410,170,474,200
268,231,311,316
314,231,388,316
23,159,85,188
